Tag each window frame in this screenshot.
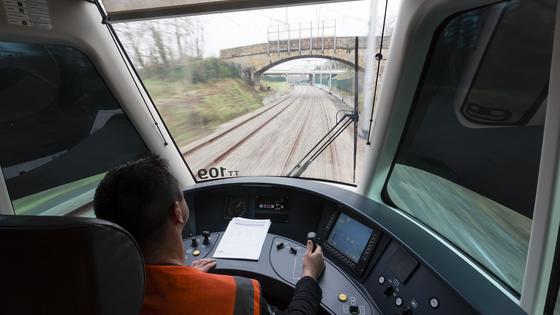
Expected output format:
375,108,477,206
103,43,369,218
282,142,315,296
0,41,151,217
521,1,560,313
544,226,560,314
375,0,560,312
0,167,13,215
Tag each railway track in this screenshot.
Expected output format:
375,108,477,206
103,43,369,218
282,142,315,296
208,96,298,166
279,88,316,174
183,85,361,183
182,92,296,155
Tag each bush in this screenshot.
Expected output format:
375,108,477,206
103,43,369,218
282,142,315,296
190,58,241,83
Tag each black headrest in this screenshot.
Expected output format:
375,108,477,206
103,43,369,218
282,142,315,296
0,215,144,315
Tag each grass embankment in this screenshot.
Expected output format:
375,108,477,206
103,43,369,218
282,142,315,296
259,80,291,94
149,78,269,147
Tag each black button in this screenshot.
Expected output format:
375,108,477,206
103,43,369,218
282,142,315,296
276,242,285,250
349,305,359,314
290,247,297,255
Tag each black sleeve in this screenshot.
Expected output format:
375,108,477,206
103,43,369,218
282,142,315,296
260,276,322,315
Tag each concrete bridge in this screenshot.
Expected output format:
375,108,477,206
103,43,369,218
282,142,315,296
219,36,391,85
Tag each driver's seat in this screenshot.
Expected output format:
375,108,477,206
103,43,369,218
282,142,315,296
0,215,144,315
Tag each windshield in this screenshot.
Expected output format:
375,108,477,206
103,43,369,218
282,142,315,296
113,0,399,185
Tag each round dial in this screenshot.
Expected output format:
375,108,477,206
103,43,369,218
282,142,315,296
226,198,248,218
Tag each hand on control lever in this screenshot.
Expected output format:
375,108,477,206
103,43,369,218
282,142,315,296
303,240,325,281
191,258,217,273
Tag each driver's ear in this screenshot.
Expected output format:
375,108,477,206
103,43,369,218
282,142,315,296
172,201,185,224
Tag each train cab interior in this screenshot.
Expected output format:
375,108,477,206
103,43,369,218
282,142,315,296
1,0,560,314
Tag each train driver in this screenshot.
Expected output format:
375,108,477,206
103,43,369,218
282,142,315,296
93,154,325,315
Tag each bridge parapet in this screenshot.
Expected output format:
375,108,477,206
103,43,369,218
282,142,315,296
219,36,391,84
221,36,369,58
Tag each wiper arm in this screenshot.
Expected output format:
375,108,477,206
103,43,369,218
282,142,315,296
289,37,361,181
286,113,354,177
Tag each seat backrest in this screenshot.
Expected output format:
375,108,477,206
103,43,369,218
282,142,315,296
0,215,144,315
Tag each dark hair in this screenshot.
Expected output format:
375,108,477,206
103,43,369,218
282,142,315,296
94,154,182,250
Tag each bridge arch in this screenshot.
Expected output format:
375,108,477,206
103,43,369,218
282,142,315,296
255,54,363,77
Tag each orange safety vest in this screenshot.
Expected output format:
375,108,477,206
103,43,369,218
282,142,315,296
142,265,262,315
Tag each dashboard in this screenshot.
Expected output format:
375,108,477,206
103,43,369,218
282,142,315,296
181,177,525,315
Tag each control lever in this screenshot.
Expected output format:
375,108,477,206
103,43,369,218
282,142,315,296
202,231,211,245
307,232,317,252
191,237,198,248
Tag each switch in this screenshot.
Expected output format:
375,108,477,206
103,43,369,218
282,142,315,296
276,242,285,250
383,286,395,296
337,293,348,303
289,247,297,255
191,237,198,248
349,305,359,314
202,231,210,245
402,307,413,315
192,250,201,256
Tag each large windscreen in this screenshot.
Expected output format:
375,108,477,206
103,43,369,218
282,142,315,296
327,213,373,263
112,0,400,185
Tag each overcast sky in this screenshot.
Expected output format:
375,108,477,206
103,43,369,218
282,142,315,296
191,0,402,57
115,0,402,71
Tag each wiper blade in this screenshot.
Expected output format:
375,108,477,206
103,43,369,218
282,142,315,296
287,114,354,177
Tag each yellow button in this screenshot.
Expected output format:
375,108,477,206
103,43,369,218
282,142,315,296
338,293,348,303
193,250,201,256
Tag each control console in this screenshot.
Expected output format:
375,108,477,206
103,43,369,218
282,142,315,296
270,236,375,314
184,232,378,315
184,231,221,265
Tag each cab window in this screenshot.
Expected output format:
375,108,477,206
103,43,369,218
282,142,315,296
0,42,149,216
384,0,556,293
113,0,383,186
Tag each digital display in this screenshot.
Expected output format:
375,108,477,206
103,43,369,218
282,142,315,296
327,213,373,263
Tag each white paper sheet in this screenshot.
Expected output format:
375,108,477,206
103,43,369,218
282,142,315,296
213,217,271,260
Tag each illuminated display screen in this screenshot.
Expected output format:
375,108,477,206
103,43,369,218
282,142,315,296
327,213,373,263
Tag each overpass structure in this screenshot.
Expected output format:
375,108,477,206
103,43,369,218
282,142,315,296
263,69,348,75
220,36,391,85
263,69,349,86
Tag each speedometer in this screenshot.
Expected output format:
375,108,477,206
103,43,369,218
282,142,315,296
225,198,248,219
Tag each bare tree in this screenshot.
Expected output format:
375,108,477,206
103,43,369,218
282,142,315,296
148,21,169,65
113,16,206,69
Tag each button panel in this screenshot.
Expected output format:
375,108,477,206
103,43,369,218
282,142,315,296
270,237,374,315
184,233,220,265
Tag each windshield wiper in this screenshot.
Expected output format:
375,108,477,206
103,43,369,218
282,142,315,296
287,112,355,177
288,37,360,181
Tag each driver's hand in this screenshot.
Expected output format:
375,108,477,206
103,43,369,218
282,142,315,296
302,240,325,281
191,258,217,272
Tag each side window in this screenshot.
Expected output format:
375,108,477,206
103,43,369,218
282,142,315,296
0,42,149,216
384,0,556,293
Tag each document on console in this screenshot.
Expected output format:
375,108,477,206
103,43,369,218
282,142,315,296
213,217,271,260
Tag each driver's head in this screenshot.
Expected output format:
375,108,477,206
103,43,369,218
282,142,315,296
94,154,188,252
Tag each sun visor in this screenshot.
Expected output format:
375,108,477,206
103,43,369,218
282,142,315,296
99,0,344,22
